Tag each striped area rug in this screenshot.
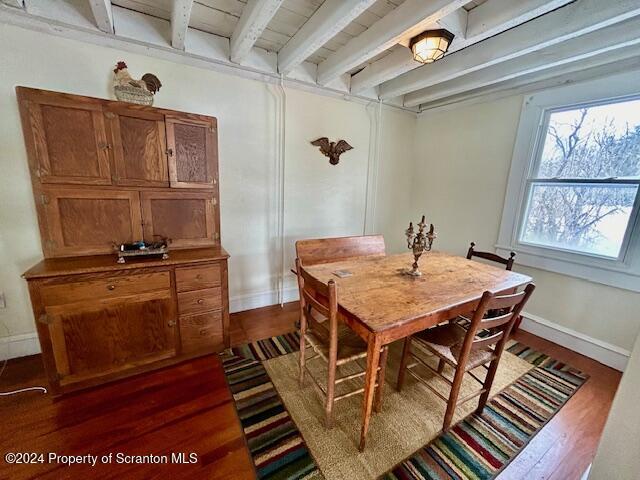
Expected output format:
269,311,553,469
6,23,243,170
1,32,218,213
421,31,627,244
221,336,587,480
382,343,588,480
222,333,322,480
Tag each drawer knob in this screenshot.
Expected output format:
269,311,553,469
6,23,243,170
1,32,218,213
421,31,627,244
107,284,116,291
196,274,203,280
168,320,176,327
197,299,204,305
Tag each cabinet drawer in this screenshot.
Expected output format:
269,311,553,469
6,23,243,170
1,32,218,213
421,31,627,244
180,311,223,354
41,271,171,306
177,287,221,316
175,264,220,292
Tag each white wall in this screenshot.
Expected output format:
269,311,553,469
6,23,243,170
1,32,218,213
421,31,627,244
2,20,636,363
0,23,415,355
589,332,640,479
413,95,640,352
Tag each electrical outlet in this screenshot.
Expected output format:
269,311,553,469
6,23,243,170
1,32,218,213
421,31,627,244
0,292,5,309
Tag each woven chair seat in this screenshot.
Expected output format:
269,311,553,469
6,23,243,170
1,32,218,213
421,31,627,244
414,323,496,371
305,327,368,365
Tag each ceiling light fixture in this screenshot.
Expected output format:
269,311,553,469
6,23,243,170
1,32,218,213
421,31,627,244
409,29,455,64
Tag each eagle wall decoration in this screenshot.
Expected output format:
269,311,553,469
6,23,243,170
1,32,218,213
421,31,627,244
311,137,353,165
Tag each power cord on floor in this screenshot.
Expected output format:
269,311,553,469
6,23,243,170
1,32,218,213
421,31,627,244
1,320,47,397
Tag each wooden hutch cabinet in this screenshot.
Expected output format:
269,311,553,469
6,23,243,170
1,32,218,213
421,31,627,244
17,87,229,395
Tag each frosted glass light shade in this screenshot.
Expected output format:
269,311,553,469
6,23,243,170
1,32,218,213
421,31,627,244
410,29,455,64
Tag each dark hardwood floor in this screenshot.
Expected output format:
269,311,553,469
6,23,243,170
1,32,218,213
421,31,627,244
0,303,620,479
497,330,621,480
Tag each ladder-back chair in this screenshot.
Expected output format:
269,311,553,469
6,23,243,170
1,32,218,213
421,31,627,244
295,235,386,268
397,283,535,431
296,258,389,428
463,242,523,333
467,241,516,270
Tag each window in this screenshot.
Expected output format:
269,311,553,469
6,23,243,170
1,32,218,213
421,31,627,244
519,101,640,259
497,71,640,291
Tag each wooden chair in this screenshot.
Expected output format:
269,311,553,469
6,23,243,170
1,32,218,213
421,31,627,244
296,258,389,428
463,242,524,333
295,234,386,268
397,283,535,431
467,241,516,270
293,235,386,333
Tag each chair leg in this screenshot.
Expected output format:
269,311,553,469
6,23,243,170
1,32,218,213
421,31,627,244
511,315,523,336
396,337,412,391
374,346,389,412
443,366,466,431
437,359,445,374
325,346,337,429
298,324,306,388
477,358,500,413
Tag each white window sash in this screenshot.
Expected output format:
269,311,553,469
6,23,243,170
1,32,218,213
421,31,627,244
497,68,640,292
517,178,640,263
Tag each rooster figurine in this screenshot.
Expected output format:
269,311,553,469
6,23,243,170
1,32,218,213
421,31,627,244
311,137,353,165
113,61,162,105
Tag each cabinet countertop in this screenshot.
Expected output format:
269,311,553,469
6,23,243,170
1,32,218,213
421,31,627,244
23,246,230,279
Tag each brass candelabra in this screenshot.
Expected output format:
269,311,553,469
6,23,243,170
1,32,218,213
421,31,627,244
404,215,437,276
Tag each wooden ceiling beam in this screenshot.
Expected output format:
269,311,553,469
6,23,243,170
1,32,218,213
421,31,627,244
437,8,467,39
350,46,415,95
277,0,376,76
316,0,467,86
88,0,114,34
230,0,283,65
170,0,194,51
419,45,640,113
465,0,568,40
379,0,640,100
0,1,408,108
350,0,573,94
1,0,24,8
406,18,640,107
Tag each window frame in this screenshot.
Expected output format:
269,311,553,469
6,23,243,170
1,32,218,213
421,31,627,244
497,70,640,292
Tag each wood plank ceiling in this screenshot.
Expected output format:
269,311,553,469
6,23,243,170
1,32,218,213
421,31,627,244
2,0,640,111
111,0,487,69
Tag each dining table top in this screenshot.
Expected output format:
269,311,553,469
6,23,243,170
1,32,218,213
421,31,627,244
300,251,532,334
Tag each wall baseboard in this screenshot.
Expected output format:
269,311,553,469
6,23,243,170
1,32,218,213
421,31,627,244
229,287,298,314
228,295,632,372
2,298,628,372
0,332,40,360
520,312,630,371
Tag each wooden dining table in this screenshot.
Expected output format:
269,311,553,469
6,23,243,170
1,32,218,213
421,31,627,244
300,251,533,451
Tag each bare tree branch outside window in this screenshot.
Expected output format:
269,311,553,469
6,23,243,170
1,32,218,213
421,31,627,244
520,99,640,258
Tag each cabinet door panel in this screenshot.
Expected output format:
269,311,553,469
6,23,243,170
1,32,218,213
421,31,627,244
107,108,168,187
42,186,143,257
26,99,111,185
140,191,217,248
47,293,176,384
166,116,217,189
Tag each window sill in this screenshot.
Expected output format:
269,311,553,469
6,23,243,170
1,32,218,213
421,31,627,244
496,244,640,292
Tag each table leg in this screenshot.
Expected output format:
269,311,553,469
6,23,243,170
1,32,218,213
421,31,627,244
359,334,382,452
374,346,388,412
